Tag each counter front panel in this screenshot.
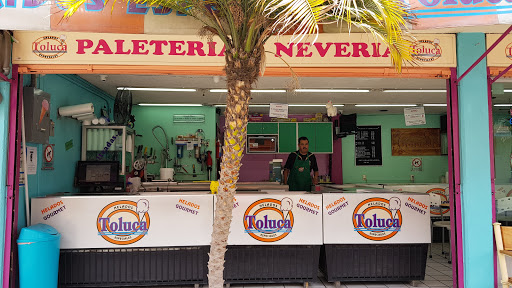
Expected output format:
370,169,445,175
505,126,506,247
31,193,214,249
323,193,430,244
219,193,323,245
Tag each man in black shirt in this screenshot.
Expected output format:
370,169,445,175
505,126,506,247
283,137,319,191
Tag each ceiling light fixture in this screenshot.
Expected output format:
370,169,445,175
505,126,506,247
355,104,417,107
138,103,203,106
494,104,512,106
423,104,447,106
382,89,446,93
118,87,196,92
210,89,287,93
503,90,512,92
295,89,370,93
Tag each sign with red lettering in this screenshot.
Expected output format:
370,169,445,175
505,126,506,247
13,31,456,68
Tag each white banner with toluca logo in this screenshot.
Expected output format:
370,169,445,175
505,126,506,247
12,31,456,68
218,193,323,245
31,193,214,249
384,184,450,217
323,193,430,244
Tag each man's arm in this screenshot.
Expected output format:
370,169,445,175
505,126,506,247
283,169,289,185
313,171,319,185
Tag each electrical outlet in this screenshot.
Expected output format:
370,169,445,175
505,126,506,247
362,175,367,181
410,175,415,182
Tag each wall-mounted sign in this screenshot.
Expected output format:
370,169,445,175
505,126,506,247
173,114,205,123
26,146,37,175
269,103,288,118
404,107,426,126
355,126,382,166
391,128,441,156
42,144,54,170
411,157,423,171
12,32,457,68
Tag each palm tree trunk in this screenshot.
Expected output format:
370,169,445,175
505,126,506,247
208,47,262,288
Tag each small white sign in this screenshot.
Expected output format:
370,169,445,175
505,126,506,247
26,146,37,175
186,142,194,150
404,107,426,126
269,103,289,118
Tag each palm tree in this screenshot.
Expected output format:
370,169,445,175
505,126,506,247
59,1,414,287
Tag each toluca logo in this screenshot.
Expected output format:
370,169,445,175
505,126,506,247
32,36,67,59
97,199,150,245
352,197,402,241
427,188,449,215
506,43,512,60
411,39,441,62
244,198,294,242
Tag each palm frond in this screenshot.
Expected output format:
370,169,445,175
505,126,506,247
257,0,333,43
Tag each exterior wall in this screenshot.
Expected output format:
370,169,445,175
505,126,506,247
0,80,11,285
457,32,493,288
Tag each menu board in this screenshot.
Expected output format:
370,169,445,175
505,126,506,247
355,126,382,166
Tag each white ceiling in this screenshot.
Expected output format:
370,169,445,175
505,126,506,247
80,74,451,115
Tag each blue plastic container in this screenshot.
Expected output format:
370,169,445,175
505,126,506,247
17,224,61,288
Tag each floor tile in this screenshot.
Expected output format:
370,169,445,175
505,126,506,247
364,284,388,288
432,275,452,281
344,283,366,288
421,280,447,287
384,283,408,288
440,280,454,287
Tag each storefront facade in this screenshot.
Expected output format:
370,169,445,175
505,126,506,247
1,8,510,288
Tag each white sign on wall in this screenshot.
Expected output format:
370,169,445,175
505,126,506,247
269,103,289,118
31,193,214,249
26,146,37,175
323,193,430,244
404,107,426,126
218,193,323,245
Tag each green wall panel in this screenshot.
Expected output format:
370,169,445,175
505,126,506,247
279,123,297,152
247,123,262,134
315,123,332,153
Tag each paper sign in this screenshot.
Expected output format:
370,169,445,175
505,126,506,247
269,103,289,118
187,142,194,150
26,146,37,175
404,107,426,126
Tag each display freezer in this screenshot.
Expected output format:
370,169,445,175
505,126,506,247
321,192,430,284
31,192,214,287
216,192,323,285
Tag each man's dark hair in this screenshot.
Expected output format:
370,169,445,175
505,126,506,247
298,136,309,144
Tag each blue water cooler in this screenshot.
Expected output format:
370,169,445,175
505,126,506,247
17,223,61,288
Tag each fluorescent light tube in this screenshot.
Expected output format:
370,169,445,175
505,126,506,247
382,89,446,93
214,104,344,107
423,104,447,107
210,89,287,93
138,103,203,106
214,104,270,107
504,90,512,92
494,104,512,106
355,104,417,107
295,89,369,93
118,87,196,92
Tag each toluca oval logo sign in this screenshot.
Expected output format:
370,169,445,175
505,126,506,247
32,36,67,59
243,198,294,242
97,199,150,245
412,39,441,62
352,197,402,241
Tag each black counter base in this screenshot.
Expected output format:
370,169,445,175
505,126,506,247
58,246,209,287
224,245,321,284
320,244,428,282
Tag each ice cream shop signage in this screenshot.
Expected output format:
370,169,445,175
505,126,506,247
12,31,457,68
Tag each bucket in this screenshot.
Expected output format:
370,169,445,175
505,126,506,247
160,168,174,181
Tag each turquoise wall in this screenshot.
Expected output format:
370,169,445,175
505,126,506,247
342,114,448,184
19,75,114,230
0,79,11,285
457,33,493,288
131,106,217,182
